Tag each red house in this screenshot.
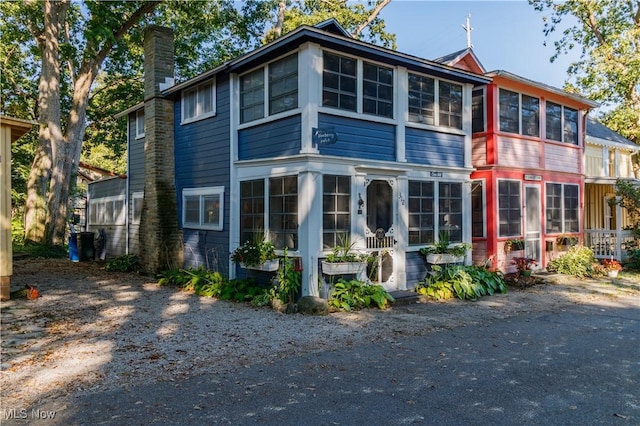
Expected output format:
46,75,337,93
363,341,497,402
438,49,598,272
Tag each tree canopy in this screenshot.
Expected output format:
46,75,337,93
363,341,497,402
530,0,640,143
1,0,394,246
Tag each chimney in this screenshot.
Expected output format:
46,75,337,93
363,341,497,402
139,26,183,274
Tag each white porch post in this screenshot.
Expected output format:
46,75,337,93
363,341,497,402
298,171,322,296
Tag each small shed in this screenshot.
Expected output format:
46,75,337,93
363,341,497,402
1,116,36,300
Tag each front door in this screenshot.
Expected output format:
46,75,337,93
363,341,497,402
364,178,397,290
524,184,541,267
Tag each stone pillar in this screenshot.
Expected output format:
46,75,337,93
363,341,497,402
139,26,183,275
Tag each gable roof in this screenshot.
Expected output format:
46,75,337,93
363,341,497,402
586,116,639,150
314,18,352,38
433,48,486,74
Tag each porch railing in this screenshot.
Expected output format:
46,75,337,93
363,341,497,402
584,229,636,261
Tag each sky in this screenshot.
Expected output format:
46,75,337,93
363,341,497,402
379,0,580,92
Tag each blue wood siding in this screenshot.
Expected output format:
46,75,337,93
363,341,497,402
405,251,427,288
238,115,301,160
317,114,395,161
175,74,232,269
127,113,145,255
405,128,465,167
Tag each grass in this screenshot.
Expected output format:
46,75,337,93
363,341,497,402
12,242,68,259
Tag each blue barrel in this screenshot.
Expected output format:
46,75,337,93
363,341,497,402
69,234,79,262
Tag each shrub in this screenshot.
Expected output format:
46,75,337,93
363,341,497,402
13,241,68,259
415,264,507,301
328,279,394,311
547,245,597,278
104,254,140,272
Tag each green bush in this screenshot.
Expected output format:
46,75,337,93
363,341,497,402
13,241,68,259
328,279,394,311
104,254,140,272
415,265,507,301
547,245,597,278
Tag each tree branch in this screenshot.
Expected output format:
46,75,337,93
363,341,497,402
353,0,391,37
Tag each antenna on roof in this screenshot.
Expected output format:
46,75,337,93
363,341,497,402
462,14,473,49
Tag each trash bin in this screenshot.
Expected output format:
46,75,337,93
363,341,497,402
69,233,79,262
78,232,95,261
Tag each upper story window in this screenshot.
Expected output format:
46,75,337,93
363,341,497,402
546,101,578,145
182,186,224,230
240,53,298,124
131,192,143,224
408,73,462,129
135,109,145,139
499,89,539,137
472,89,485,133
322,52,357,111
322,52,393,119
182,79,215,123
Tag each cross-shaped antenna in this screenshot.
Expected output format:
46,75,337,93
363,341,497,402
462,14,473,49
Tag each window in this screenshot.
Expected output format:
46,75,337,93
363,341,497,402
439,182,462,242
408,74,435,125
240,54,298,124
363,62,393,118
239,179,265,243
408,181,434,245
240,69,265,123
269,54,298,115
131,192,144,224
89,196,126,225
472,89,484,133
471,181,484,238
182,187,224,230
182,79,215,123
546,102,578,144
499,89,539,136
322,52,357,111
322,175,351,249
498,180,521,237
546,183,579,233
438,81,463,129
135,109,145,139
269,176,298,250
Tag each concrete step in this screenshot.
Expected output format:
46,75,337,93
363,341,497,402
389,290,421,306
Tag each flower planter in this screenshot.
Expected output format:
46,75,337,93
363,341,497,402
321,261,366,275
607,270,619,278
426,253,464,265
520,269,532,277
240,259,279,272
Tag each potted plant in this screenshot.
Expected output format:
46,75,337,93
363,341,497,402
504,239,524,253
420,231,471,265
511,257,537,277
602,258,622,278
557,235,578,249
321,235,369,276
231,235,278,271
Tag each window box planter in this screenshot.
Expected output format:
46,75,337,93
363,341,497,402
426,253,465,265
321,261,366,276
240,259,279,272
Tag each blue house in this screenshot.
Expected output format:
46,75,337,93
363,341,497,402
101,20,490,296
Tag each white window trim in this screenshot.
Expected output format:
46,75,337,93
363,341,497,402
89,195,126,226
131,191,144,224
545,101,578,144
181,77,217,125
182,186,224,231
406,70,465,132
135,109,145,139
545,182,580,234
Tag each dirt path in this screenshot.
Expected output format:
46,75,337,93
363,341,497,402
1,258,639,412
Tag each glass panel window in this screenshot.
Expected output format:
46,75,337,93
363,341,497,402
362,62,393,118
499,89,519,134
408,74,435,124
322,175,351,249
471,181,484,238
545,101,562,142
439,182,462,242
521,95,540,137
239,180,265,244
438,81,463,129
546,183,579,233
498,180,521,237
269,176,298,250
240,68,265,124
408,181,434,245
472,89,484,133
269,53,298,115
135,109,145,139
563,107,578,145
182,187,224,230
322,52,357,111
182,79,215,122
88,196,126,226
132,192,143,224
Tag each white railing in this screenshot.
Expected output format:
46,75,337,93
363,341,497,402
584,229,636,260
